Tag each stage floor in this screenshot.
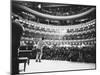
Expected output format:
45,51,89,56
19,59,96,74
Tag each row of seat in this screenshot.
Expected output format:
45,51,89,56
20,46,95,63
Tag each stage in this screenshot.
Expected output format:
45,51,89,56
19,59,96,74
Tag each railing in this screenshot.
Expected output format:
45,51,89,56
12,13,96,36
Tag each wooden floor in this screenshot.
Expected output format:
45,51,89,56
19,59,96,74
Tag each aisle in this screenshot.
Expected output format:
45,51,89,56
19,59,95,73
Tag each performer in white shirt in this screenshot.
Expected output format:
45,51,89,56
35,37,45,62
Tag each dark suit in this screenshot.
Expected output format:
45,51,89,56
12,22,23,75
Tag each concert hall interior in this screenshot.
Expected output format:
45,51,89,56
12,0,96,74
